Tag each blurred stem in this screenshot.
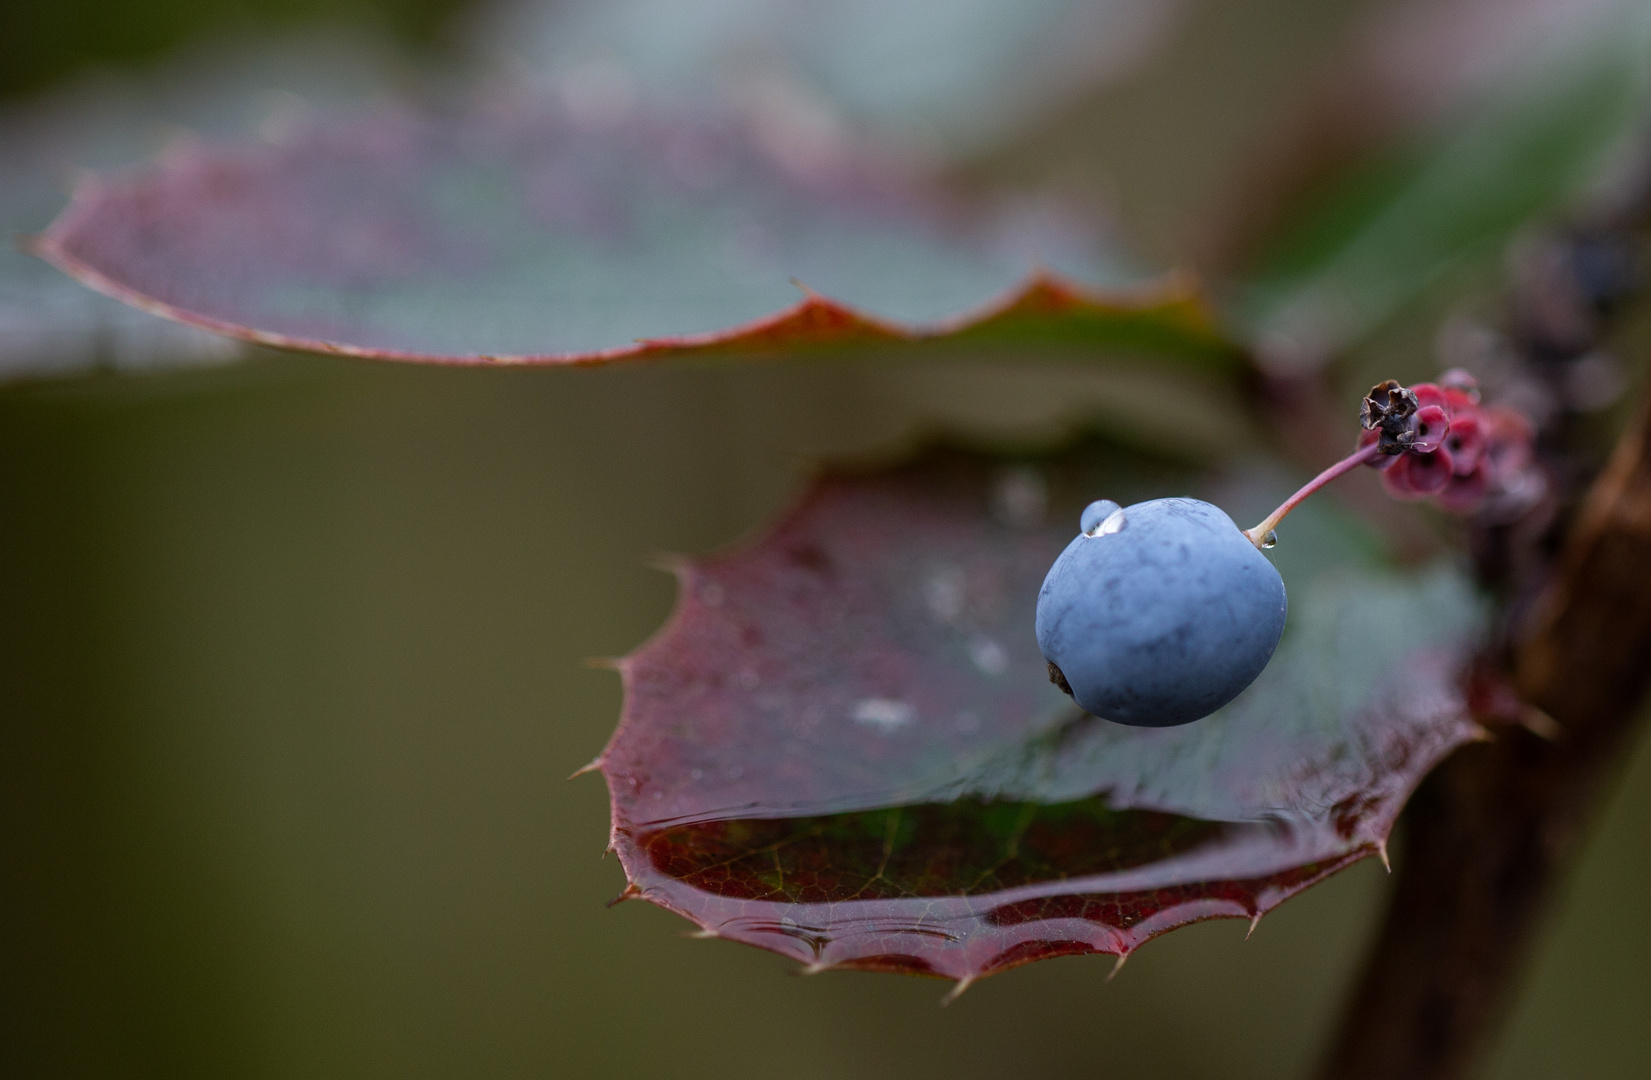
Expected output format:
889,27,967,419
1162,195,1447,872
1316,382,1651,1080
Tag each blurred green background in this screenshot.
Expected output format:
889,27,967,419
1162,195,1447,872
0,0,465,97
3,1,1650,1077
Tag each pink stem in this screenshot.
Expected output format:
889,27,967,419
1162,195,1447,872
1244,441,1383,548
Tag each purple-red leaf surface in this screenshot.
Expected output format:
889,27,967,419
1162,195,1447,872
598,443,1486,985
31,95,1235,368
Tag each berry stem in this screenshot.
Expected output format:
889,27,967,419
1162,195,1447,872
1244,442,1383,548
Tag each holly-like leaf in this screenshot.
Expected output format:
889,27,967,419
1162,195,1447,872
596,441,1487,986
30,95,1236,370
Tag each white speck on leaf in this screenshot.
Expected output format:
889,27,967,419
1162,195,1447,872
969,637,1008,675
853,698,914,733
991,465,1047,528
925,564,966,622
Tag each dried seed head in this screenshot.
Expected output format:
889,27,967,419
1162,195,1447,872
1361,380,1421,454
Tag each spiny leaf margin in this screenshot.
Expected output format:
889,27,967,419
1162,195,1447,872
590,443,1489,987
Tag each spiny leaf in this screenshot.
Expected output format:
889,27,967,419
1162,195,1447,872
596,441,1487,984
30,95,1237,370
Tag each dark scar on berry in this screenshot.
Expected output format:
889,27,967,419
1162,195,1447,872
1047,660,1074,697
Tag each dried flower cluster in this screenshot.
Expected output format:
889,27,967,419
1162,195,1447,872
1359,372,1539,514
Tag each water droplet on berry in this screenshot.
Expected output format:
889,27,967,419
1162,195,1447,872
1260,530,1278,549
1093,509,1128,536
1080,499,1122,535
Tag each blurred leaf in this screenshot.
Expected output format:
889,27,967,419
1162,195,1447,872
1240,0,1651,368
0,31,405,380
597,440,1486,985
474,0,1189,158
33,93,1240,369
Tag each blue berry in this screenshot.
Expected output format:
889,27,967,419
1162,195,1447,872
1036,498,1287,727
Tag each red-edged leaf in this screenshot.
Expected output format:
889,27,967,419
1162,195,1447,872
0,33,402,378
596,442,1486,986
30,94,1237,368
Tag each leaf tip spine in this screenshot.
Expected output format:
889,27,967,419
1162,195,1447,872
606,883,643,908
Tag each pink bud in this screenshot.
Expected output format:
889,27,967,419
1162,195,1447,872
1394,449,1454,495
1411,405,1451,454
1412,383,1449,412
1442,387,1478,416
1442,412,1483,475
1439,369,1481,404
1380,456,1420,498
